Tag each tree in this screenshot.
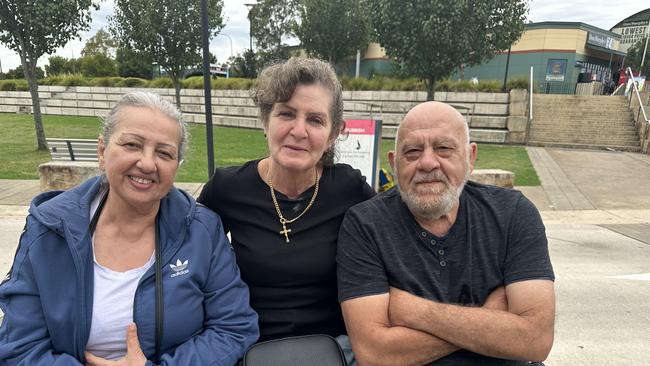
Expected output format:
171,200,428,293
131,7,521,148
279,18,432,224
250,0,299,66
228,49,258,78
46,56,69,76
82,28,117,57
626,37,650,77
111,0,225,107
0,0,98,150
80,53,118,77
46,56,82,76
3,65,45,80
295,0,370,65
116,47,153,78
366,0,528,100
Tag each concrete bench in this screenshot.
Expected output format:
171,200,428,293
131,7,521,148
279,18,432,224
469,169,515,188
39,138,101,191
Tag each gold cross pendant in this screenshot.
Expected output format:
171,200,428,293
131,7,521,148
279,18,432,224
279,219,292,243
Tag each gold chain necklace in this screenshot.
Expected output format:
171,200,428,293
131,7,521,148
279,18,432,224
268,168,319,243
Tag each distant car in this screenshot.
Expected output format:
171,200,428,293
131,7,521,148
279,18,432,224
182,64,228,79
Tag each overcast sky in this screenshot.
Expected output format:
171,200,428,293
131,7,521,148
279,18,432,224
0,0,647,72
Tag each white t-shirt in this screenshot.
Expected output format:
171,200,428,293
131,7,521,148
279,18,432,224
85,193,155,360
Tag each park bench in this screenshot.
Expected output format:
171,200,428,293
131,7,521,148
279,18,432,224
38,138,101,191
45,138,99,161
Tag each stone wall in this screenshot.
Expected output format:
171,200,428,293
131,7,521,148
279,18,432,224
0,86,529,144
630,91,650,153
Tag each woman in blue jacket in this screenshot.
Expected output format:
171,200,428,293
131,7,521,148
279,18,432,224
0,92,259,365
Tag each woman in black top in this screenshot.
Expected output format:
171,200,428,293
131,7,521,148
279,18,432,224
198,58,375,346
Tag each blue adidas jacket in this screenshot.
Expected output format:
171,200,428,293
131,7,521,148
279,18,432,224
0,177,259,365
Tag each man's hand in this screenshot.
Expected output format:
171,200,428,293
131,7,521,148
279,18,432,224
85,323,147,366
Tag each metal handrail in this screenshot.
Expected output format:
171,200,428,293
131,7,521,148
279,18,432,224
625,67,649,124
353,101,383,122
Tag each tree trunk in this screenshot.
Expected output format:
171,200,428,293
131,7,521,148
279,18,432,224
425,77,436,101
171,73,182,109
22,57,47,150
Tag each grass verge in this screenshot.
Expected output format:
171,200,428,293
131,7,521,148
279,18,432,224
0,113,539,185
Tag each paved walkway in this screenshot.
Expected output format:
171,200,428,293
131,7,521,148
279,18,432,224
0,147,649,364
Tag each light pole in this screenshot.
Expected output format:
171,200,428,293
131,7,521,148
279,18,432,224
502,45,512,92
245,3,256,51
217,33,233,78
201,0,215,177
641,18,650,71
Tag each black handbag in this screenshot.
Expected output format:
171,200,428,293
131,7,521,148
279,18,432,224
241,334,347,366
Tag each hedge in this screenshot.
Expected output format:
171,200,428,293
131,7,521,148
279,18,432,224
0,75,529,92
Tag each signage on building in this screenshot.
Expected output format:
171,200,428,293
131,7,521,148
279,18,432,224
336,119,382,189
618,22,649,47
545,59,567,82
587,32,616,50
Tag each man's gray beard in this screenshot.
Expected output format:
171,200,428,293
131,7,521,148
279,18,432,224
398,169,471,221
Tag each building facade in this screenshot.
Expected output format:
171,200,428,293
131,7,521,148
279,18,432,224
459,22,625,92
610,8,650,53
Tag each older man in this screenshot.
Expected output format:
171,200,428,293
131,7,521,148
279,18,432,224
337,102,555,365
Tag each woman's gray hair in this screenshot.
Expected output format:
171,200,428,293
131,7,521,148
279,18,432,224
102,91,189,162
250,57,344,166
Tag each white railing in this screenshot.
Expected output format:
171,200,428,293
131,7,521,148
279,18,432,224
626,67,649,125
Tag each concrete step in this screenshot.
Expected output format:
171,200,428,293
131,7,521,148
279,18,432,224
529,136,640,143
531,127,636,132
533,108,633,114
529,125,638,132
533,111,633,117
531,122,637,127
534,95,627,102
528,134,640,142
533,111,632,117
529,135,639,141
528,129,639,136
533,104,630,110
528,137,641,145
526,141,641,152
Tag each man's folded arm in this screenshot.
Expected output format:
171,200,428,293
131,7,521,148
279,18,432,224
389,279,555,362
341,293,458,366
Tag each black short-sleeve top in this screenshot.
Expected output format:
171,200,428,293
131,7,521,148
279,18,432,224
337,182,554,365
198,160,375,341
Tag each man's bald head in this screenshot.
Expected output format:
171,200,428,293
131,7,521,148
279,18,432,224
395,101,470,149
389,101,477,222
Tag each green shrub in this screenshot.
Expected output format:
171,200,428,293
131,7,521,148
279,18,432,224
40,76,62,86
15,79,29,91
0,80,17,91
43,74,89,87
477,80,501,92
213,78,255,90
118,77,148,88
182,76,204,89
88,77,120,87
148,77,174,89
507,77,529,91
396,78,425,91
0,79,32,91
435,79,453,91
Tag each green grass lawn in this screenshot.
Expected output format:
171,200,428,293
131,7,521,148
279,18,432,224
379,140,539,186
0,113,539,185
